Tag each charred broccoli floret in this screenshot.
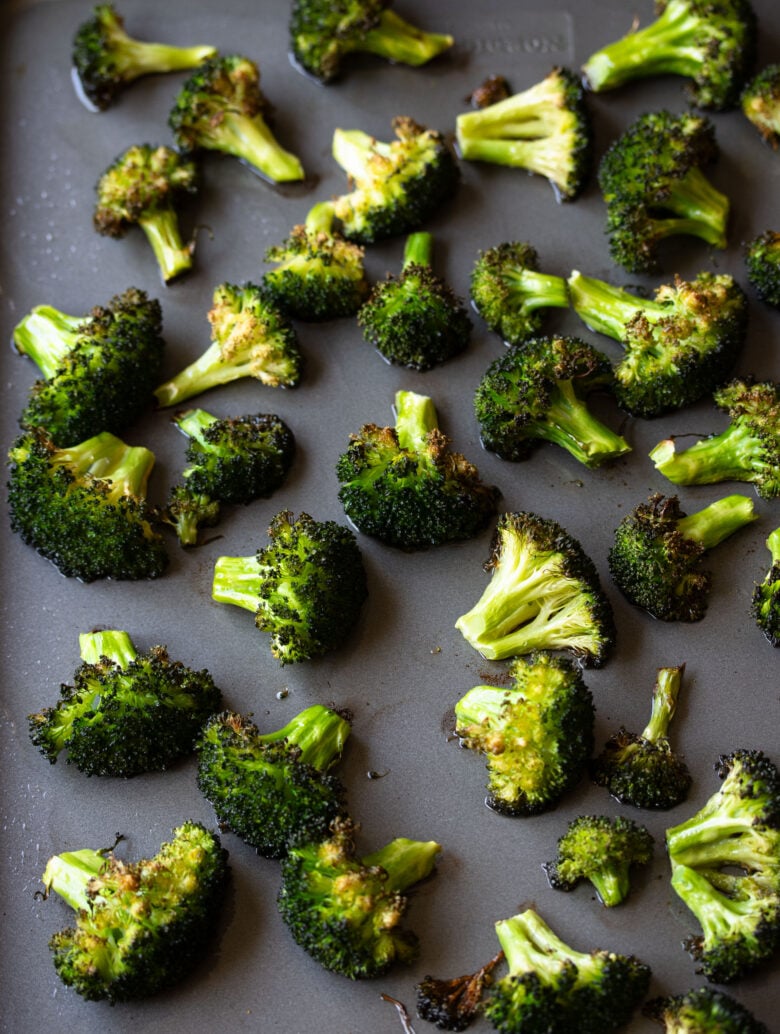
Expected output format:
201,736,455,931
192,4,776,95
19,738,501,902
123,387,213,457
568,270,747,418
7,427,168,582
455,67,592,201
745,230,780,307
752,527,780,647
608,492,756,621
169,54,304,182
72,3,216,111
42,821,228,1001
644,986,770,1034
211,510,367,664
473,335,631,468
336,389,498,549
742,64,780,146
454,651,595,816
28,630,222,777
415,953,504,1032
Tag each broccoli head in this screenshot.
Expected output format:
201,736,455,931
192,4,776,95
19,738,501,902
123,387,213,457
742,63,780,146
752,527,780,647
644,986,770,1034
745,230,780,307
415,952,504,1032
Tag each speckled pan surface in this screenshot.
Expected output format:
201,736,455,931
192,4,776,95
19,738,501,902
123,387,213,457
1,1,778,1031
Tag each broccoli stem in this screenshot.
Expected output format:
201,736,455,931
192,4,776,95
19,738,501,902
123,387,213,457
669,827,778,871
590,868,629,908
211,554,265,612
536,379,631,467
52,432,156,503
256,703,350,771
357,10,453,67
456,136,563,178
495,909,587,978
393,389,438,452
304,200,338,236
203,112,304,183
175,408,219,445
768,527,780,565
651,424,766,487
12,305,86,378
403,231,433,270
456,77,569,140
664,168,729,248
332,128,381,180
42,847,108,912
642,664,684,742
109,40,217,79
361,837,440,893
568,270,663,340
505,268,570,315
671,862,757,941
79,629,138,668
674,494,756,549
138,210,193,283
154,341,255,408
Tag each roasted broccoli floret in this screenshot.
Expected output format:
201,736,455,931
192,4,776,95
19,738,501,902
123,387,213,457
154,283,302,408
598,110,729,273
13,287,165,445
330,116,459,243
93,143,198,283
591,664,692,809
608,492,756,621
336,389,498,549
169,54,304,183
456,511,616,665
544,815,654,906
28,630,222,777
289,0,453,83
277,816,440,979
467,75,512,110
473,335,631,468
196,706,350,858
470,241,570,346
752,527,780,647
211,510,367,664
650,379,780,499
358,232,472,370
262,201,370,322
644,986,770,1034
581,0,757,111
454,651,595,816
745,230,780,307
455,67,592,201
42,821,228,1001
415,953,504,1032
483,908,651,1034
7,427,168,582
72,3,216,111
568,270,747,418
742,64,780,146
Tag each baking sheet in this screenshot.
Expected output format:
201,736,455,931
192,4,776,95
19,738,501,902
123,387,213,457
1,1,779,1031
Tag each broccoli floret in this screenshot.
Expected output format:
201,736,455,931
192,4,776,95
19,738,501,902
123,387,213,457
262,201,370,322
598,110,729,273
650,379,780,499
42,821,228,1001
456,511,616,665
568,270,747,418
277,816,440,979
211,510,367,664
608,492,756,621
336,389,498,549
169,54,304,183
289,0,453,83
582,0,757,111
330,116,459,244
470,241,570,347
358,232,472,370
13,287,165,446
742,64,780,146
644,986,770,1033
196,706,351,858
467,75,512,110
591,664,692,809
454,652,595,816
752,527,780,647
28,630,222,777
473,335,631,468
72,3,217,111
745,230,780,307
455,67,592,202
415,952,504,1032
93,143,198,283
7,427,168,582
544,815,654,906
154,283,302,408
483,909,651,1034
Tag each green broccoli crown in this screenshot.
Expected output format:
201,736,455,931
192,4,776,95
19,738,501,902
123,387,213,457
196,706,350,859
289,0,453,83
473,334,630,468
470,241,570,347
358,232,472,370
568,270,747,418
456,511,616,666
752,527,780,647
7,427,168,582
330,116,459,244
43,821,228,1001
582,0,757,110
484,909,651,1034
415,953,504,1032
212,510,368,664
15,288,165,446
168,54,304,182
455,67,592,201
336,389,498,549
72,3,217,111
454,651,595,816
644,986,770,1033
277,816,440,979
745,230,780,307
544,815,654,907
742,63,780,147
28,630,222,777
608,492,756,621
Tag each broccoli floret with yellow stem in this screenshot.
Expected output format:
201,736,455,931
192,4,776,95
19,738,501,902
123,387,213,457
289,0,453,83
169,55,304,183
742,64,780,146
42,822,228,1001
277,816,440,979
72,4,216,111
745,231,780,307
644,987,770,1034
415,952,504,1032
752,527,780,647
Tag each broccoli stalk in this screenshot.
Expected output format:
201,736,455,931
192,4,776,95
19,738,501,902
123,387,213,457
662,495,756,549
752,527,780,647
13,306,85,378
